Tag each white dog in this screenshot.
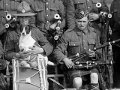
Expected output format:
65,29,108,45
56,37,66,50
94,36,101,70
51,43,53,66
19,26,54,68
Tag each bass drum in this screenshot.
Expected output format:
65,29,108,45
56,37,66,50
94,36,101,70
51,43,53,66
12,58,47,90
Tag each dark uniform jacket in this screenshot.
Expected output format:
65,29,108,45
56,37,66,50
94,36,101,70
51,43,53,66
0,40,4,58
110,0,120,33
54,26,101,62
67,0,109,29
109,0,120,42
5,26,53,60
27,0,65,35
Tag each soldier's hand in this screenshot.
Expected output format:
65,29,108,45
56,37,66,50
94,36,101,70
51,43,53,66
15,52,29,59
63,58,74,69
88,49,96,57
89,13,99,21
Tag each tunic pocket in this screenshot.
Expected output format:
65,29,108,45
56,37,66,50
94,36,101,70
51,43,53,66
68,42,80,55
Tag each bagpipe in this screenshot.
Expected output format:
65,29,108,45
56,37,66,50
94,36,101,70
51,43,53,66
71,59,112,70
62,38,120,70
0,13,19,36
48,14,63,41
99,12,112,24
4,13,19,29
62,53,111,70
89,2,112,24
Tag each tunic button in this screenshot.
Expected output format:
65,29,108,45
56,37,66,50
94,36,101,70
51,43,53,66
46,15,48,16
88,7,90,8
74,44,75,46
46,8,49,10
6,3,8,5
46,2,48,4
47,21,49,23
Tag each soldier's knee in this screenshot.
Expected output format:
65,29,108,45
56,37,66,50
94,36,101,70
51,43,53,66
90,73,98,83
73,77,82,88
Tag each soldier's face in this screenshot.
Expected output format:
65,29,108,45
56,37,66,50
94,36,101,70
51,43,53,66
18,17,30,27
76,16,89,31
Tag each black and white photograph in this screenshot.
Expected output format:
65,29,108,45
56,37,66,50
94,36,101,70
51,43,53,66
1,0,120,90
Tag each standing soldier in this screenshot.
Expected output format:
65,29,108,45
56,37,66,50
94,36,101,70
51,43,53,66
66,0,109,30
23,1,65,90
24,0,66,44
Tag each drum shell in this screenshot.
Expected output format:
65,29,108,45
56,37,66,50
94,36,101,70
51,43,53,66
14,66,41,90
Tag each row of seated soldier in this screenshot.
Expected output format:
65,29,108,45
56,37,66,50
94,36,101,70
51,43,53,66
0,0,119,90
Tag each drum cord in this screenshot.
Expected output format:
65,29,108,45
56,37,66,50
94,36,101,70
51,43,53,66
13,54,53,90
13,56,47,89
48,77,65,89
37,54,48,90
13,66,43,88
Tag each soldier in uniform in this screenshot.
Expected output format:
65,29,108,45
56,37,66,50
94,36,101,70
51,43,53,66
5,1,53,62
54,9,102,90
25,0,65,44
0,40,7,90
66,0,109,30
0,31,7,90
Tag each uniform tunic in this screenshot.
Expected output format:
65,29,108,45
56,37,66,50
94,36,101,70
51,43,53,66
5,26,53,60
67,0,109,29
54,26,101,62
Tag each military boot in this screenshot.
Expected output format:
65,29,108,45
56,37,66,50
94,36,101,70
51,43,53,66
89,83,100,90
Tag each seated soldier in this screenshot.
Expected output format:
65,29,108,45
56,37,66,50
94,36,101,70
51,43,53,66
0,40,6,71
4,1,53,66
0,40,7,90
54,9,102,90
0,40,6,70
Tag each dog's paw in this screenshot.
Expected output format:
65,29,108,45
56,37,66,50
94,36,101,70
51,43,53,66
47,61,55,66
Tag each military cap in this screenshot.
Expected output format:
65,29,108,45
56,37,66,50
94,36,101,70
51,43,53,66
75,9,89,19
13,1,36,16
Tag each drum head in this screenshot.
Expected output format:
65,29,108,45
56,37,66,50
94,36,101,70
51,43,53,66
14,67,41,90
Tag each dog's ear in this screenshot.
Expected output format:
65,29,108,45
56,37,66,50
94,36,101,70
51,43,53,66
25,26,31,34
21,26,27,36
28,30,32,36
20,25,23,32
